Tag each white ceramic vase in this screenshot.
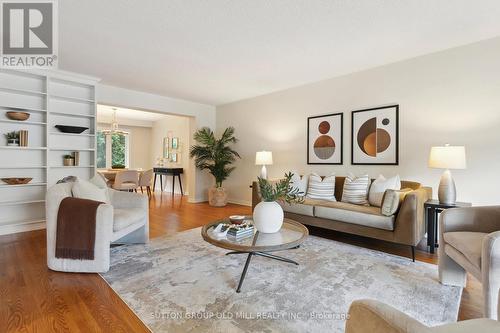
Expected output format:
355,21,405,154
253,201,284,233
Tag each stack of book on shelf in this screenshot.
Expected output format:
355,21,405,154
227,221,254,241
19,130,28,147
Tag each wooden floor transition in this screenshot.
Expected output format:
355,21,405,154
0,192,482,332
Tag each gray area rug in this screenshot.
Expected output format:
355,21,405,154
101,228,462,333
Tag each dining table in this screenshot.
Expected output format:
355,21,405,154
98,168,144,183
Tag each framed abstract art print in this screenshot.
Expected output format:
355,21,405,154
351,105,399,165
307,112,343,165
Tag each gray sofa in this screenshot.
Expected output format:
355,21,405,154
252,176,431,261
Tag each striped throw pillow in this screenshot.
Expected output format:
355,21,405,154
341,173,370,205
306,173,336,201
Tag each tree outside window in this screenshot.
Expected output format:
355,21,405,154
97,131,129,168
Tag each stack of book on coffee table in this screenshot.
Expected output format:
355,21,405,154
227,222,254,241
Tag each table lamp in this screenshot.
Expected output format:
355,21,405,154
428,144,466,205
255,151,273,179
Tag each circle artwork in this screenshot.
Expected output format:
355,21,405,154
314,135,335,159
357,117,391,157
318,121,330,134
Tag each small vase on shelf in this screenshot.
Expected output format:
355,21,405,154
63,155,75,166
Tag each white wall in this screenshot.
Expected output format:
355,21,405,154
151,115,191,194
217,37,500,206
97,84,216,202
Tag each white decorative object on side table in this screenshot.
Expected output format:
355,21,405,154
428,144,466,205
255,151,273,179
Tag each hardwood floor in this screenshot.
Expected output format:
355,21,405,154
0,193,482,332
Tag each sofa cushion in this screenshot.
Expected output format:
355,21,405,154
290,171,308,197
306,173,336,201
113,207,145,232
368,174,401,207
381,188,411,216
280,201,314,217
443,231,486,270
314,201,395,231
72,179,109,203
341,173,370,205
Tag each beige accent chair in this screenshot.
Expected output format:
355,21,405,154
112,170,139,192
345,294,500,333
46,177,149,273
438,206,500,319
138,169,153,196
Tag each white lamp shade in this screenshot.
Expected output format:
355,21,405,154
428,145,466,169
255,151,273,165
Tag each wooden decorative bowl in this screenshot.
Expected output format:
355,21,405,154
1,177,33,185
229,215,246,225
6,111,30,121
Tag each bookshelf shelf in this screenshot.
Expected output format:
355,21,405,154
50,132,95,137
51,94,95,103
51,111,95,118
0,87,47,96
0,119,47,125
0,69,98,235
0,182,47,188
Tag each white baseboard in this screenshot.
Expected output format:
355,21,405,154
227,199,252,207
0,220,46,236
188,197,208,203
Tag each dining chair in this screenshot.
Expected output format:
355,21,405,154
138,169,153,197
112,170,139,192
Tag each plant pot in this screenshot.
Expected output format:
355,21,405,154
63,158,75,166
7,139,19,146
208,187,228,207
253,201,284,233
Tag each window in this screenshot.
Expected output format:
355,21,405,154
96,132,106,168
96,130,129,168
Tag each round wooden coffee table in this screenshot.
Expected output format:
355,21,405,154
202,217,308,292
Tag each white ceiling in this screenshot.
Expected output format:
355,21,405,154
59,0,500,105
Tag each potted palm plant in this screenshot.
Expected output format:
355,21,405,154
190,127,240,207
254,172,304,233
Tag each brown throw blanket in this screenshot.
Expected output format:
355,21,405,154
56,197,104,260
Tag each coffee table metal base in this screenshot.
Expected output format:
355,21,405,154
226,251,299,293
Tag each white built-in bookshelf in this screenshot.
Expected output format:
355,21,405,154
0,69,99,235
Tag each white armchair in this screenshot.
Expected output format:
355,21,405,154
46,180,149,273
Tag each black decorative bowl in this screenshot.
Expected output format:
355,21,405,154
55,125,89,134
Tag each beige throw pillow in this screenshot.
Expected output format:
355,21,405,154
306,173,336,201
368,174,401,207
381,188,412,216
341,173,370,205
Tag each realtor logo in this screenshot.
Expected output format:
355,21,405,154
1,0,58,68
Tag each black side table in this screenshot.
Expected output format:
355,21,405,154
424,199,471,254
153,167,184,196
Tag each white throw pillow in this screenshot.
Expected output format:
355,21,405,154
90,174,108,189
290,171,308,197
306,173,336,201
341,173,370,205
72,178,108,203
368,174,401,207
